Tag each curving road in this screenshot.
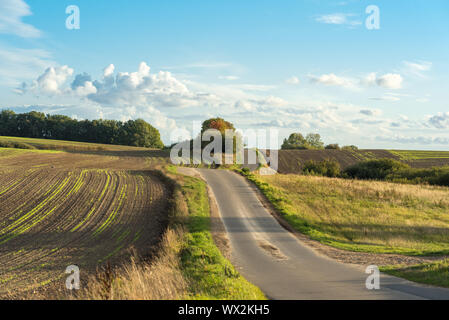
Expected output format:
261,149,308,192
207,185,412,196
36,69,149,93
194,168,449,300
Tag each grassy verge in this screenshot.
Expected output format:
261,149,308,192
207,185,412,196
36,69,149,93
237,169,449,256
381,260,449,288
78,165,265,300
171,165,265,300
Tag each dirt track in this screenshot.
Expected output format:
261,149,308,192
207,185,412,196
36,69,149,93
0,150,170,298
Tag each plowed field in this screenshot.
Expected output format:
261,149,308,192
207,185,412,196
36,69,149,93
0,148,170,298
276,149,449,174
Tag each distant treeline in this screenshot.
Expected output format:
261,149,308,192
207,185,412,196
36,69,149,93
302,158,449,187
0,110,164,149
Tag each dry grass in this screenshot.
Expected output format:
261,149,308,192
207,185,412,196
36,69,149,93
78,186,189,300
255,173,449,255
81,229,188,300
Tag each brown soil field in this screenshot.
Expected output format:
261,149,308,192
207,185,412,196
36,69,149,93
0,148,171,298
275,149,449,174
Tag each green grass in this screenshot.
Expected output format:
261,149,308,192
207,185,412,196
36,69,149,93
174,166,265,300
381,260,449,288
389,150,449,160
239,170,449,256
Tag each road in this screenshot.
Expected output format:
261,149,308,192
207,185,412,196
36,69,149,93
194,168,449,300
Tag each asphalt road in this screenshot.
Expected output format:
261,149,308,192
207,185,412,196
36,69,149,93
195,169,449,300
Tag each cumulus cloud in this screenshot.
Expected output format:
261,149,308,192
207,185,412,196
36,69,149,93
103,64,115,78
362,72,403,90
0,0,41,38
71,72,97,96
309,73,356,89
17,65,74,95
376,73,403,89
18,61,213,108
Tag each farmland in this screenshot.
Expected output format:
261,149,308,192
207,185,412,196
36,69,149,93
246,172,449,256
0,145,170,298
276,149,449,174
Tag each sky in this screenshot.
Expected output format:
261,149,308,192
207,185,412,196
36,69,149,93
0,0,448,149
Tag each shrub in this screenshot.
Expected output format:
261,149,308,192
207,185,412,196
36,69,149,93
241,167,250,174
281,132,324,150
342,145,359,151
389,166,449,187
344,159,409,180
325,144,340,150
302,159,341,177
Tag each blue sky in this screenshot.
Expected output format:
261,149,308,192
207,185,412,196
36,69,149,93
0,0,448,149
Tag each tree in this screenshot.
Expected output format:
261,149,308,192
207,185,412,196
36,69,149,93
0,110,164,149
305,133,324,149
121,119,164,148
281,133,308,150
201,117,235,134
325,144,340,150
201,117,236,153
281,132,324,150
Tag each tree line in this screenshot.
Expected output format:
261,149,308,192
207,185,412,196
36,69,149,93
0,110,164,149
281,132,358,151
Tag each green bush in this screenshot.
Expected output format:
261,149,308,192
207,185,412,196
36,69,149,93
344,159,409,180
302,159,341,177
342,145,359,151
325,144,340,150
389,167,449,187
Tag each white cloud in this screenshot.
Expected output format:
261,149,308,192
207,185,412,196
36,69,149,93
361,72,377,86
74,81,97,96
362,72,403,90
315,13,361,26
103,64,115,78
309,73,356,89
18,65,74,95
376,73,403,89
0,0,41,38
285,76,300,85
